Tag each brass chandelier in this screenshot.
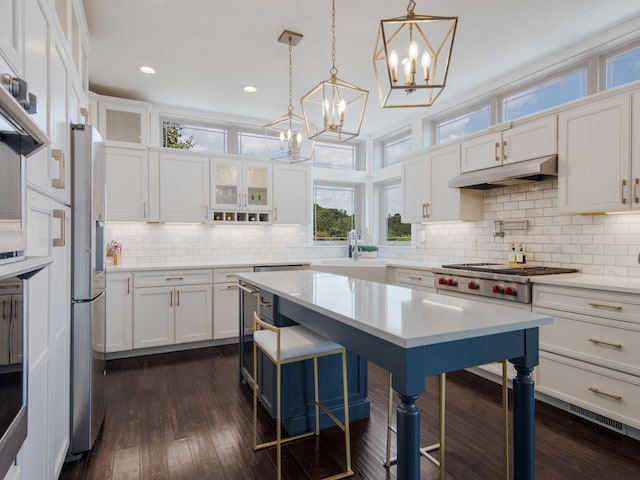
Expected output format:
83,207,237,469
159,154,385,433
264,30,316,163
373,0,458,108
301,0,368,143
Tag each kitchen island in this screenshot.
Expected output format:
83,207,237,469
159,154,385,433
236,270,553,480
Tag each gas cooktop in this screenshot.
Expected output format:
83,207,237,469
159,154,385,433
441,263,579,276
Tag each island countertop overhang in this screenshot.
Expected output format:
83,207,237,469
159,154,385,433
235,270,553,350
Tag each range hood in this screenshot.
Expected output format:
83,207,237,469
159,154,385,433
449,155,557,190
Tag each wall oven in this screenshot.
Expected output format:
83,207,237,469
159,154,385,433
0,74,48,265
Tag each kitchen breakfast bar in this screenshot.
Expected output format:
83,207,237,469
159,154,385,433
236,270,553,480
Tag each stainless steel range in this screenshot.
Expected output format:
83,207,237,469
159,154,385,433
432,263,578,304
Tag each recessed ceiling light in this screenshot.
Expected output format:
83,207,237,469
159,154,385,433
243,85,257,93
139,65,156,74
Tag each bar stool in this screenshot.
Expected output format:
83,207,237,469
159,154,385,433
384,361,510,480
252,312,353,480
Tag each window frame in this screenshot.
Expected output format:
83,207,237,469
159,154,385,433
601,39,640,91
374,128,412,170
376,179,412,246
312,181,364,244
160,117,228,153
312,139,366,171
434,103,493,145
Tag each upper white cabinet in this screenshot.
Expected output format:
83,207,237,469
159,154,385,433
97,96,151,148
0,0,24,75
49,38,71,205
211,156,272,214
557,93,632,213
159,152,209,223
403,144,483,223
105,272,133,352
461,116,557,173
105,147,149,222
272,164,310,224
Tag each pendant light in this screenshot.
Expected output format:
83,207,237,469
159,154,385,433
301,0,368,143
264,30,317,163
373,0,458,108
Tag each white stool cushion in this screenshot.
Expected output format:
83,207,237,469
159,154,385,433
254,325,343,362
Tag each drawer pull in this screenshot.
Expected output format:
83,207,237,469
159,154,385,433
588,338,622,349
588,302,622,311
166,277,184,281
226,285,239,290
408,276,423,281
588,387,622,401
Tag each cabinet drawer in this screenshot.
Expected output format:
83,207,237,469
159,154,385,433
533,285,640,324
213,267,253,284
395,268,434,289
536,307,640,377
538,352,640,430
133,269,213,287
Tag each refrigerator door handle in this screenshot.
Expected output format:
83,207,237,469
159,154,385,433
72,291,105,304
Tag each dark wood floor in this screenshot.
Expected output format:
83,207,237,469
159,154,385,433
59,345,640,479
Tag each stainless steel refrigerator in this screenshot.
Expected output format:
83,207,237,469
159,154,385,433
68,124,106,459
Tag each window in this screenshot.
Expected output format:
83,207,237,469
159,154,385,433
605,44,640,89
381,181,411,243
313,140,363,170
381,132,412,168
502,68,587,121
238,129,272,157
162,119,226,152
435,105,491,144
313,183,359,242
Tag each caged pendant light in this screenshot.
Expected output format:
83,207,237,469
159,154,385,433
264,30,317,163
301,0,368,143
373,0,458,108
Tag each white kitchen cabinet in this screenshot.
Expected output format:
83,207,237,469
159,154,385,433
533,283,640,430
460,116,557,173
133,286,175,348
105,147,149,221
402,144,483,223
133,269,213,349
49,38,71,205
24,188,71,480
0,0,23,75
272,164,310,224
105,272,132,352
210,155,272,221
159,152,209,223
388,267,435,292
213,267,252,340
557,93,632,213
97,95,151,147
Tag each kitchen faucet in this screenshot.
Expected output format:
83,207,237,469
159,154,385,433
349,229,359,261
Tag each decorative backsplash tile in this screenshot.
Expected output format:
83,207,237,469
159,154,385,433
107,180,640,277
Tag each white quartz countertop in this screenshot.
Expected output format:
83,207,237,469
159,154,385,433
531,272,640,294
106,259,313,272
236,270,553,349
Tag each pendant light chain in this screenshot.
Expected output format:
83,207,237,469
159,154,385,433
330,0,338,77
287,37,294,113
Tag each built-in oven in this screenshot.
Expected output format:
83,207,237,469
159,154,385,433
0,277,25,478
0,74,48,265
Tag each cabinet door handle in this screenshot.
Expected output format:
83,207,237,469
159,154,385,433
495,142,500,161
143,202,147,219
588,302,622,311
127,277,130,295
408,276,423,281
170,291,173,307
621,179,627,205
51,149,65,189
1,299,6,319
244,193,247,207
226,285,239,290
204,205,208,221
502,140,508,160
634,178,639,204
166,277,184,281
274,207,278,221
424,202,430,218
588,338,622,349
177,290,180,306
588,386,622,400
52,209,66,247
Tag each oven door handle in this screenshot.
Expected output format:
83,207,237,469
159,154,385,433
238,284,260,296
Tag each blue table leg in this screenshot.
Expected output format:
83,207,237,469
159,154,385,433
397,393,420,480
512,365,535,480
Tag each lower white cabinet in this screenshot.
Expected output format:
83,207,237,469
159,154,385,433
213,267,253,340
533,283,640,429
132,270,213,349
388,267,435,292
105,272,133,352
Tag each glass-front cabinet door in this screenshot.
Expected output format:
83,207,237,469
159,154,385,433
212,160,240,209
210,157,272,217
245,163,270,209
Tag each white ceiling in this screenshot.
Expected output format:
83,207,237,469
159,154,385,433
82,0,640,137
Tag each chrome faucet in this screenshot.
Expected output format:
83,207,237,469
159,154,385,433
349,229,359,261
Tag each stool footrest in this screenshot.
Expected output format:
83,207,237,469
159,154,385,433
384,442,440,468
318,401,346,432
255,431,316,451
